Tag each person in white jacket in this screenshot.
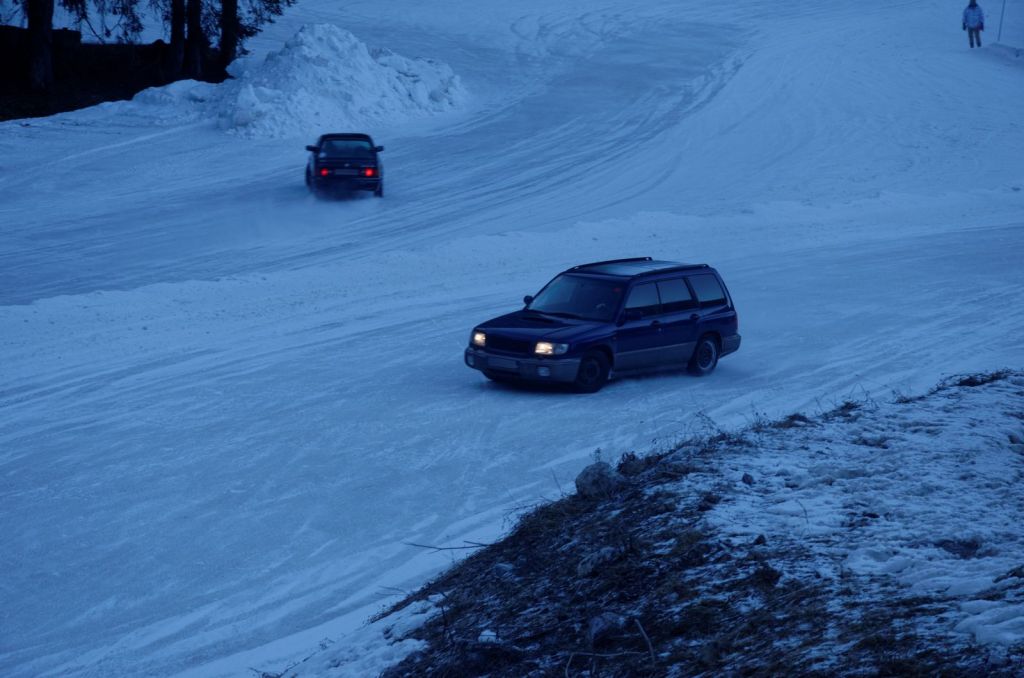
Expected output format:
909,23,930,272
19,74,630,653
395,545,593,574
963,0,985,48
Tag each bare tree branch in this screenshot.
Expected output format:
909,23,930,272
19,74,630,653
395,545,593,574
634,618,656,666
403,541,489,552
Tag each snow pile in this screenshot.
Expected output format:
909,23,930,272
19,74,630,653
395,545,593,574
219,24,465,138
126,24,465,136
131,78,219,123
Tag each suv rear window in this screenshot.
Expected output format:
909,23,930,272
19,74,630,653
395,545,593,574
688,274,727,307
657,278,696,313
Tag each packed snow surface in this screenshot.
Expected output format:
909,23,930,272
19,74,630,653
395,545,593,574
1,0,1023,675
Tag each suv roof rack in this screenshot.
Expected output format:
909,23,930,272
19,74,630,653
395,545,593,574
570,257,653,270
654,263,709,274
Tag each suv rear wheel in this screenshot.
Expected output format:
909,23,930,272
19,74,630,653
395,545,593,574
574,351,610,393
688,334,719,376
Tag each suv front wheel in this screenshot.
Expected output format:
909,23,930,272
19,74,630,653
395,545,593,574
574,351,610,393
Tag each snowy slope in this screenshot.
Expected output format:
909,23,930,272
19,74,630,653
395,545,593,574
1,0,1023,675
707,372,1024,652
335,372,1024,676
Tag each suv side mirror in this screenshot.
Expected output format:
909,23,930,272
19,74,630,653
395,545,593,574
305,145,319,153
523,295,533,306
374,145,384,152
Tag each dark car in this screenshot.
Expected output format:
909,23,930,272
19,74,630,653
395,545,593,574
464,257,741,392
305,133,384,197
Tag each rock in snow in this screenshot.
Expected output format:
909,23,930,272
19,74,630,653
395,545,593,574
587,612,628,647
575,461,624,499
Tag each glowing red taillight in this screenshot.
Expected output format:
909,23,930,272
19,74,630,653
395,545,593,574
319,168,329,177
363,167,376,178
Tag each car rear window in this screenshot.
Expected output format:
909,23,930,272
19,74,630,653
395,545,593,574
688,274,727,306
321,139,374,157
625,282,660,317
657,278,696,313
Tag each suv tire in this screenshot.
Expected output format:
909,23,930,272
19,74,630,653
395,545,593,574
574,351,610,393
688,334,719,376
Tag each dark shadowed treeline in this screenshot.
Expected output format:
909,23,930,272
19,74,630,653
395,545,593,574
0,0,295,119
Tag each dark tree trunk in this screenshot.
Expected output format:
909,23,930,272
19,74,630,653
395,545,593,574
168,0,185,77
184,0,204,79
27,0,55,92
219,0,238,72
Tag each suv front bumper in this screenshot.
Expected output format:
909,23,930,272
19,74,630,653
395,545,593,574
464,347,581,383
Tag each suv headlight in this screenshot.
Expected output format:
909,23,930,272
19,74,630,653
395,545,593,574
535,342,569,356
472,331,486,347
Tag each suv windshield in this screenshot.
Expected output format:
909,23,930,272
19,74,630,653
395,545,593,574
321,139,374,157
528,274,625,322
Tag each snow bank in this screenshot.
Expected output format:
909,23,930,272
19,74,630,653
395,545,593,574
221,24,465,137
705,372,1024,650
131,24,465,137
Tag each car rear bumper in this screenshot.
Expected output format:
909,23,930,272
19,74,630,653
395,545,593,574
465,348,581,383
313,177,381,191
721,333,741,357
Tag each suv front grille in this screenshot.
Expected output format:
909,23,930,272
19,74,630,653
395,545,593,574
487,335,534,355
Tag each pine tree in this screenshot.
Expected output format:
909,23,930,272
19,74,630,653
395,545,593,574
218,0,237,71
169,0,184,76
183,0,204,78
25,0,54,91
23,0,85,92
218,0,296,71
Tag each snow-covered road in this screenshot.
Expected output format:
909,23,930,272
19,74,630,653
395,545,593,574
2,0,1023,675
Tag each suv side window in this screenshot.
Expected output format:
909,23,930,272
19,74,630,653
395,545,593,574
624,282,661,317
688,274,727,307
657,278,697,313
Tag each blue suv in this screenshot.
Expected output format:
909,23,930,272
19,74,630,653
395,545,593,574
464,258,741,392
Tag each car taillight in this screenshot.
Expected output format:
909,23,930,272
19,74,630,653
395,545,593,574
363,167,376,177
319,168,329,177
